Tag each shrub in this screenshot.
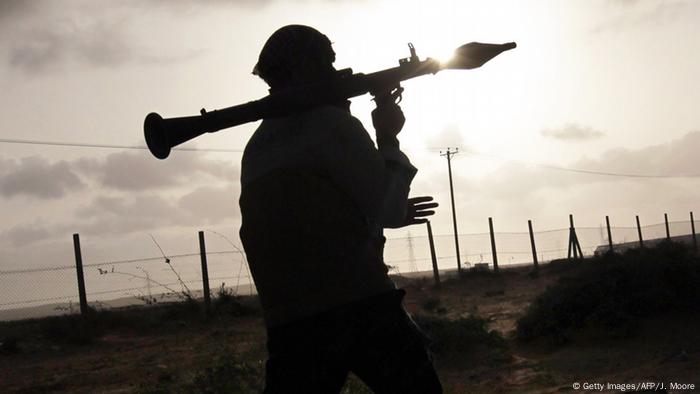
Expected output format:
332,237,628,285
0,336,20,354
421,297,442,313
189,354,262,394
212,285,259,317
413,314,508,366
38,307,114,344
516,241,700,343
138,353,263,394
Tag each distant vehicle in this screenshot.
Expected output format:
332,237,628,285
594,234,696,255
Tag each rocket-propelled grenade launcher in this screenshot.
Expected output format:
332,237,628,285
145,41,516,159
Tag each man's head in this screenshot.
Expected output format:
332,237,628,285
253,25,336,91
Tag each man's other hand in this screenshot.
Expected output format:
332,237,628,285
401,196,438,227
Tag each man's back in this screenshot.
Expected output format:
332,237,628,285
240,105,409,327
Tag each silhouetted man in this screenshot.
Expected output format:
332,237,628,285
239,25,442,393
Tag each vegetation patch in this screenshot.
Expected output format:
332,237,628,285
414,314,509,367
0,290,261,347
516,241,700,343
0,336,20,354
420,296,443,313
137,352,263,394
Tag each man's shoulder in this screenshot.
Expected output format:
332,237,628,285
243,104,367,158
307,104,351,117
252,105,360,133
304,105,363,130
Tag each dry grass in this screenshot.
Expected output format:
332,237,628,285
2,245,699,393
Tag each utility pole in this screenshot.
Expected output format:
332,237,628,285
407,230,417,273
440,147,462,273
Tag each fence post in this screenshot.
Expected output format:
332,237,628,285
605,216,613,253
664,213,670,240
567,214,583,260
528,220,538,271
488,217,499,272
426,221,440,287
636,215,644,248
691,211,697,252
198,231,211,311
72,233,89,318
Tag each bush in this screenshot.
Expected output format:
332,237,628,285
36,301,202,344
38,307,118,344
158,297,202,322
516,241,700,343
138,353,263,394
0,336,20,354
212,285,259,317
413,314,508,366
458,267,497,280
189,354,262,394
420,297,442,313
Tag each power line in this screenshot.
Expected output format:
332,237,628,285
0,138,244,153
3,137,700,178
460,149,700,179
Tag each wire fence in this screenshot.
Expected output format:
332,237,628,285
0,244,255,322
0,215,696,321
384,219,697,274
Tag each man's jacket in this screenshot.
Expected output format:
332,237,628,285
239,104,417,327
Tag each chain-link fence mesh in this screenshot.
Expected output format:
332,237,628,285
1,219,697,321
384,220,698,274
0,234,256,321
0,264,81,320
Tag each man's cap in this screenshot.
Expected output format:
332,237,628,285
253,25,336,88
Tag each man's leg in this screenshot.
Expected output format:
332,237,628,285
349,298,442,393
263,351,348,394
263,318,350,394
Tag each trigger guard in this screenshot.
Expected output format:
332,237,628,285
371,86,404,104
392,86,404,104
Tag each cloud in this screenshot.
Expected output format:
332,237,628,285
607,0,642,6
0,221,51,247
6,18,199,73
178,184,238,224
69,151,238,233
137,0,274,10
574,131,700,176
0,1,203,73
0,0,38,21
79,194,178,220
1,189,233,246
70,185,238,236
425,124,464,150
541,123,605,141
0,152,236,200
66,174,239,238
10,22,131,71
0,156,85,199
0,150,239,246
71,194,190,236
76,151,237,191
592,0,698,34
0,0,364,73
417,131,700,233
471,130,700,199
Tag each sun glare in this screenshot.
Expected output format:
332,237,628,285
434,47,459,68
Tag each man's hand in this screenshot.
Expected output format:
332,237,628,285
400,196,438,227
372,92,405,147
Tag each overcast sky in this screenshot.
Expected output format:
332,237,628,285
1,0,699,273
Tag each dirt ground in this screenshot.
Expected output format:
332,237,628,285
1,264,698,393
